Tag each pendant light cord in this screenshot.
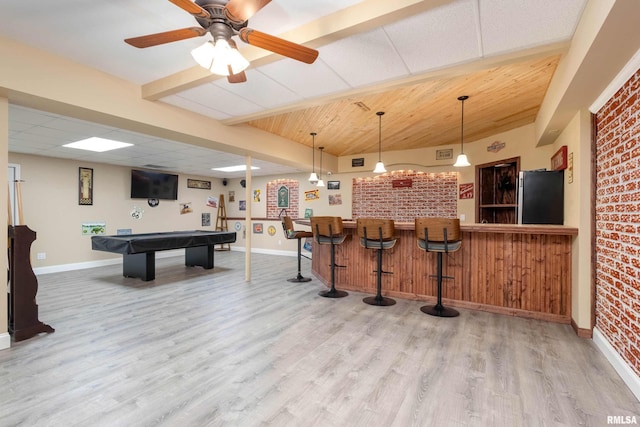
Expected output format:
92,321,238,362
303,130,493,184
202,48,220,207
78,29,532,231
311,132,316,173
377,111,384,161
458,96,468,154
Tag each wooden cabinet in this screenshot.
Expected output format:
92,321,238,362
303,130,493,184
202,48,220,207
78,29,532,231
476,157,520,224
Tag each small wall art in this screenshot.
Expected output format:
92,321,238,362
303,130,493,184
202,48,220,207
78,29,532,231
187,179,211,190
79,167,93,205
253,223,263,234
327,181,340,190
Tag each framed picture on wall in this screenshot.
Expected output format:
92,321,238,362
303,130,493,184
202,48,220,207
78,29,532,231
79,167,93,205
327,181,340,190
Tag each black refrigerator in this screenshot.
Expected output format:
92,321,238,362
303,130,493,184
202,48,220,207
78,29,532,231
517,170,564,224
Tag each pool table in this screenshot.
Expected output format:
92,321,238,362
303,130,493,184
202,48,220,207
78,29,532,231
91,230,237,281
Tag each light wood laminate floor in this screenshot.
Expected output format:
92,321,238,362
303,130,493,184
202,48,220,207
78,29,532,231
1,252,638,426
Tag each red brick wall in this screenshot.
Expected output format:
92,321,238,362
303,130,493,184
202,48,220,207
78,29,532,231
595,67,640,375
352,171,458,221
266,179,300,219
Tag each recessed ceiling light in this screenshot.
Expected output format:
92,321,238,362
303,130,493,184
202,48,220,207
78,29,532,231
63,137,133,152
212,165,260,172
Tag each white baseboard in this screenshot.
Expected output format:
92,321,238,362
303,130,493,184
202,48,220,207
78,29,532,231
593,326,640,401
0,332,10,350
33,249,184,275
33,248,302,276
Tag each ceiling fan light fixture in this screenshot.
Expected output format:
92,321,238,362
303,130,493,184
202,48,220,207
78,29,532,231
191,39,249,76
454,95,471,168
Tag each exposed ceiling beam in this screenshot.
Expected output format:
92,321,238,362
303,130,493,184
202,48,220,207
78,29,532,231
141,0,455,100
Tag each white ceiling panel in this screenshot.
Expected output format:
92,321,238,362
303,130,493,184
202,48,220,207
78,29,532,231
168,83,264,118
247,0,368,35
213,69,303,109
479,0,587,55
319,27,409,88
160,96,232,121
258,57,350,99
384,0,482,73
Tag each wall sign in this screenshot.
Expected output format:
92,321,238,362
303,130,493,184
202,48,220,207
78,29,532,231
187,179,211,190
487,141,506,153
551,145,568,170
436,149,453,160
352,158,365,167
459,183,474,199
392,179,413,188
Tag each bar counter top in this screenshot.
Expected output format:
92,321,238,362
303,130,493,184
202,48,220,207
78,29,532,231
301,219,577,323
297,219,578,235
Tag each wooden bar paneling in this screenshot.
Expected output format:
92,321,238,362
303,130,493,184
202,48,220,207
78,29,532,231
309,221,577,323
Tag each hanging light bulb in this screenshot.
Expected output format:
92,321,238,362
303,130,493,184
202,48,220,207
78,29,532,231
373,111,387,173
308,132,318,184
453,95,471,167
317,146,325,187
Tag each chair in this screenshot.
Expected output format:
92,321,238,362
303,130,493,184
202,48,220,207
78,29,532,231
281,216,313,283
415,217,462,317
357,218,397,306
310,216,348,298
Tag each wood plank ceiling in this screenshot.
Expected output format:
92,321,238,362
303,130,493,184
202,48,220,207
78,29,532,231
245,55,560,157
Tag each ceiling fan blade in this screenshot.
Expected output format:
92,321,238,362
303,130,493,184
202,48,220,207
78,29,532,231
225,0,271,23
227,71,247,84
168,0,211,19
239,28,318,64
125,27,207,48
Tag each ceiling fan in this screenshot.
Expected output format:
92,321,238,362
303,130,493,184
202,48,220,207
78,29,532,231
125,0,319,83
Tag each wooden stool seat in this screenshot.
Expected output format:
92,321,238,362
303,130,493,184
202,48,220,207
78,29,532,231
415,217,462,317
310,216,348,298
281,216,312,282
357,218,397,306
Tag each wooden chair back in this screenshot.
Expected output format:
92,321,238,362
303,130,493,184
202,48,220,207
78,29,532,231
414,218,461,242
357,218,395,240
310,216,343,237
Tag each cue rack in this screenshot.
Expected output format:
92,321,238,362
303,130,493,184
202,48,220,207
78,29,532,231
7,180,54,341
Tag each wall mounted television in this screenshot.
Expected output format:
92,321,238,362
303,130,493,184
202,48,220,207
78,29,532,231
130,169,179,200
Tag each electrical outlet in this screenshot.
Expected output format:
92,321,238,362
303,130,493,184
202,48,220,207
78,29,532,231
460,214,466,222
37,252,46,260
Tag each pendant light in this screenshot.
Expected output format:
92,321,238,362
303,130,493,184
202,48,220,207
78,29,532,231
453,95,471,167
308,132,318,184
373,111,387,173
317,146,325,187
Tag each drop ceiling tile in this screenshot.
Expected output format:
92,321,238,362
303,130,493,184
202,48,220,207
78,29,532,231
257,58,350,99
319,27,409,88
479,0,587,55
384,0,481,73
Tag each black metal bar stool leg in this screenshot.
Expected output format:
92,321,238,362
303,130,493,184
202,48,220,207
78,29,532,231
288,238,311,283
420,252,459,317
319,243,348,298
363,248,395,306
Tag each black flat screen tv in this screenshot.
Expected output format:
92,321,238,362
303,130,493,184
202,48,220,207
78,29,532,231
130,169,179,200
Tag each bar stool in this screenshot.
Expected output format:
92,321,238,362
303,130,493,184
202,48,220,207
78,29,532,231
357,218,397,306
310,216,348,298
281,216,313,283
415,217,462,317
